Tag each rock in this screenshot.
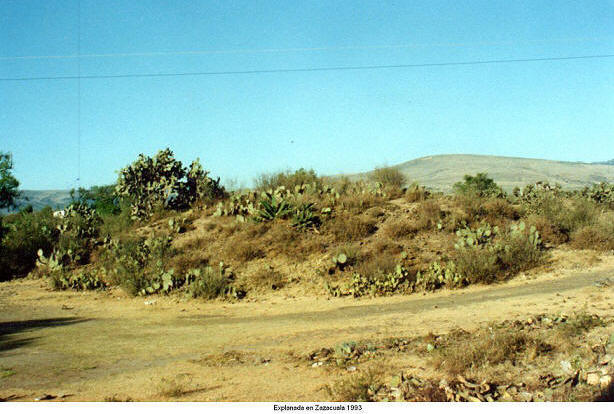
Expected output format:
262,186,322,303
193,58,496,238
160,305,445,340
519,392,533,402
346,366,356,372
34,394,56,401
144,300,156,305
600,375,612,390
426,344,435,352
586,372,600,386
560,360,573,373
311,361,323,368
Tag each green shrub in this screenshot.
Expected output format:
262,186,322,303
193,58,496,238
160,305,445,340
0,208,59,281
453,173,504,198
71,185,121,216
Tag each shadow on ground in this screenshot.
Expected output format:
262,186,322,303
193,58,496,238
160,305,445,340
0,317,90,353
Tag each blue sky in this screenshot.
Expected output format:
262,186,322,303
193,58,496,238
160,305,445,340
1,0,613,190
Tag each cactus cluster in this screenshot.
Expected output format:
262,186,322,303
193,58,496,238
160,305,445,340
454,223,499,249
415,261,467,291
580,182,614,207
326,264,410,297
215,183,333,229
116,148,224,220
50,268,106,291
509,221,542,249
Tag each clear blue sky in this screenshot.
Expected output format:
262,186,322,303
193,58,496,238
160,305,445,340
1,0,613,190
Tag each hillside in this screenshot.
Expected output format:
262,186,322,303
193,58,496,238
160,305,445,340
0,190,72,214
351,154,614,192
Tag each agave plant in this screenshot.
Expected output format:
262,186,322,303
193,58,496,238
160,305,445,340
253,193,293,222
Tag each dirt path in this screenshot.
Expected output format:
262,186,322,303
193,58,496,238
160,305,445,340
1,259,613,401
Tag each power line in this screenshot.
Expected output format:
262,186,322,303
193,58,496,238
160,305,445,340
0,36,611,61
0,54,613,82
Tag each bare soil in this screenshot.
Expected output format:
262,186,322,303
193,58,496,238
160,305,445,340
1,250,613,401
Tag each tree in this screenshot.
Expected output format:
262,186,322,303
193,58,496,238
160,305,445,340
0,152,20,210
453,172,504,198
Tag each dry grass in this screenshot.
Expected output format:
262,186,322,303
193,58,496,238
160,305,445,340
249,266,285,290
225,239,265,263
326,368,384,402
370,166,407,189
570,211,614,251
405,183,430,203
432,328,552,377
354,254,397,279
326,215,378,242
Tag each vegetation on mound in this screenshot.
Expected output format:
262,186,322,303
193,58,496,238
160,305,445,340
2,148,614,301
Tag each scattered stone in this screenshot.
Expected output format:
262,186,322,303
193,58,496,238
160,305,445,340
586,373,600,386
426,344,435,352
144,300,156,305
346,366,357,372
560,360,573,373
311,361,323,368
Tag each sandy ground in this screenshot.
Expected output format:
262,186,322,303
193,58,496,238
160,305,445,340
1,250,613,401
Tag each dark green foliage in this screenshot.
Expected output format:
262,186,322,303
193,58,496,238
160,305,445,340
71,185,121,216
115,148,225,219
0,152,20,210
254,168,321,191
0,207,59,281
291,202,321,230
453,173,504,198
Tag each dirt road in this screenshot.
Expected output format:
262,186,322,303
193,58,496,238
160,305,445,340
1,258,613,401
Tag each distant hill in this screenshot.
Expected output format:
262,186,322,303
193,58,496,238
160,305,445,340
348,154,614,192
595,159,614,166
1,190,72,214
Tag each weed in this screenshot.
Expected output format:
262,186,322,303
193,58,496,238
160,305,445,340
326,368,384,402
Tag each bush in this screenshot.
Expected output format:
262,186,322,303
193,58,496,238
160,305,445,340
528,196,598,239
185,265,230,299
370,166,406,189
254,168,321,191
570,211,614,251
405,182,429,202
100,235,176,295
0,208,59,281
454,247,499,284
453,173,504,198
453,221,544,283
